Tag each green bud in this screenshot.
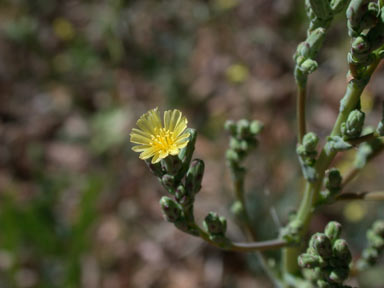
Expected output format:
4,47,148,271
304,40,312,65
329,267,349,283
185,159,205,195
300,58,318,74
237,119,250,137
298,28,326,59
381,6,384,23
175,185,194,207
160,196,182,223
351,36,370,56
346,0,372,37
362,247,379,264
226,149,240,163
161,155,182,175
224,120,237,135
367,229,384,249
341,109,365,138
203,212,227,235
372,220,384,237
229,138,242,151
249,120,263,135
325,221,342,243
333,239,352,265
308,0,332,20
230,200,244,218
178,128,197,164
311,233,333,259
298,253,324,269
325,169,342,193
330,0,348,13
303,132,319,152
145,159,164,178
161,174,176,192
316,279,332,288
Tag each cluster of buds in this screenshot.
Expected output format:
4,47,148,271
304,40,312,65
294,0,348,86
346,0,384,79
203,212,228,244
297,132,319,181
341,109,365,139
319,168,343,204
152,129,205,235
225,119,263,174
151,129,230,244
298,222,353,288
324,109,366,154
306,0,348,33
357,220,384,270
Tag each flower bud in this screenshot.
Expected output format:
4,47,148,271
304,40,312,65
307,0,332,20
226,149,240,163
333,239,352,265
178,128,197,163
341,109,365,138
325,221,342,243
372,220,384,237
329,267,349,283
303,132,319,152
316,279,332,288
185,159,205,195
298,253,323,269
175,185,194,207
352,36,370,55
224,120,237,136
145,160,164,177
161,174,176,192
362,247,379,264
325,169,342,193
311,233,333,259
330,0,348,13
203,212,227,235
367,230,384,249
250,120,263,135
237,119,250,137
300,58,318,74
160,196,182,223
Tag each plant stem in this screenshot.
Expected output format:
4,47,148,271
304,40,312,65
282,59,382,280
336,190,384,201
195,225,289,252
342,143,384,188
297,84,307,144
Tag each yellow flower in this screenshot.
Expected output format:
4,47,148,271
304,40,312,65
130,108,190,163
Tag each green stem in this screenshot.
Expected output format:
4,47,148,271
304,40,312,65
297,85,307,144
282,59,381,280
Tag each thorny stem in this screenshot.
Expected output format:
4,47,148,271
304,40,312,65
283,58,382,279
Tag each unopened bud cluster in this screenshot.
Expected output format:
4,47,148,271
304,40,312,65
297,132,319,181
320,168,343,204
298,222,352,288
346,0,384,79
341,109,365,139
294,0,348,86
225,119,263,174
357,220,384,270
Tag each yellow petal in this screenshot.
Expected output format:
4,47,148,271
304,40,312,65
130,133,152,145
173,118,187,137
132,145,152,152
139,148,156,160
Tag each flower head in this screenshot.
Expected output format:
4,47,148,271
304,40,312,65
130,108,190,163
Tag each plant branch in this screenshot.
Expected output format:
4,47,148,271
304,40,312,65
335,190,384,201
297,84,307,144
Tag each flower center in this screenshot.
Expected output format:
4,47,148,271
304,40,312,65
150,128,176,152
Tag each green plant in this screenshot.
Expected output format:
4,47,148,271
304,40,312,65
130,0,384,287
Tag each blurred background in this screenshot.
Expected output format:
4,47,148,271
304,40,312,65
0,0,384,287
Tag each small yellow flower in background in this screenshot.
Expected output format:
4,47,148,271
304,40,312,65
130,108,190,164
226,63,249,84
